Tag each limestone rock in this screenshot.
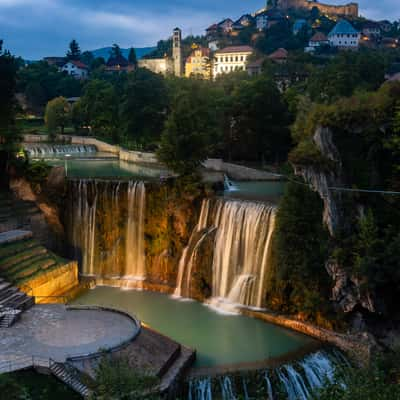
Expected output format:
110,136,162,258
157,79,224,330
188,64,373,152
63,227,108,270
326,259,375,313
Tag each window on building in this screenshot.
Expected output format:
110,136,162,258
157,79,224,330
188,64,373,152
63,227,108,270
240,56,244,61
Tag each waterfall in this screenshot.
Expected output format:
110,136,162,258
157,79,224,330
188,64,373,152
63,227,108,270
125,181,146,279
187,350,344,400
67,179,146,278
174,200,215,298
25,144,97,156
211,199,276,309
175,198,276,309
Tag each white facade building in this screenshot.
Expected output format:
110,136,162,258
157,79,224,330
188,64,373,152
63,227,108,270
61,61,88,79
328,19,360,49
213,46,253,77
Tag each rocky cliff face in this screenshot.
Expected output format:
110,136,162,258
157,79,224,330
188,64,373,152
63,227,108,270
294,127,344,237
9,166,67,253
144,181,210,290
293,127,376,317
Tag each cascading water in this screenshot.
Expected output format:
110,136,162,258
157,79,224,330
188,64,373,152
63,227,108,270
125,181,146,280
25,144,97,156
175,198,276,309
67,179,146,278
187,350,343,400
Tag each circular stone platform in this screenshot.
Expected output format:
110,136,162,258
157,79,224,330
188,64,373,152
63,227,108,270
0,305,139,363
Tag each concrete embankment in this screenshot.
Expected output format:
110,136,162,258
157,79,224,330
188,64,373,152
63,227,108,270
242,309,377,365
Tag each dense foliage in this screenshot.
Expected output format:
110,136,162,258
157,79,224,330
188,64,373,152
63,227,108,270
0,40,20,189
17,61,82,111
268,181,334,326
91,357,159,400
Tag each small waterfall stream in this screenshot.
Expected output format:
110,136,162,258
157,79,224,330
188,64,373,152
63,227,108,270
188,350,343,400
67,179,146,278
25,144,97,156
175,198,276,309
125,181,146,279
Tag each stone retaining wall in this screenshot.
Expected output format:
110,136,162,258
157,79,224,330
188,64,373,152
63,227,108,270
242,309,377,365
203,159,283,181
20,261,79,302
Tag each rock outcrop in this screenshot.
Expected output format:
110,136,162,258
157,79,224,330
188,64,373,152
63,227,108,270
294,126,344,237
325,259,375,314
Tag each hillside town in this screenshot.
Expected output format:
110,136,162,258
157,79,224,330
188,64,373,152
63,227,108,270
38,0,400,82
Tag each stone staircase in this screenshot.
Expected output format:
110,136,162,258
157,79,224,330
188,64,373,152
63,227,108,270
50,361,91,398
0,277,34,327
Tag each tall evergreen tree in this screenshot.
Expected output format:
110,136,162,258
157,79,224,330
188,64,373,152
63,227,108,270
0,40,20,189
128,47,137,67
66,39,81,61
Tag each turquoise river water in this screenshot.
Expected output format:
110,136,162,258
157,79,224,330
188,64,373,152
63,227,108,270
74,287,315,368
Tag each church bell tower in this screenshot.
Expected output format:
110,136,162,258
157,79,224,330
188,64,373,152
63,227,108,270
172,27,183,77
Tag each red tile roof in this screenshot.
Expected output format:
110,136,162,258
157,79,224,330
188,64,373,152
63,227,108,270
69,60,88,69
268,48,288,60
215,45,254,54
310,32,328,42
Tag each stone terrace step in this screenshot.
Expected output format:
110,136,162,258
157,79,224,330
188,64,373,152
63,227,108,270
0,281,13,292
0,287,19,302
0,246,48,270
0,238,38,259
4,255,56,279
0,230,33,246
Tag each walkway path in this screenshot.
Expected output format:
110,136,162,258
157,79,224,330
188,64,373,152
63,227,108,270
0,304,139,364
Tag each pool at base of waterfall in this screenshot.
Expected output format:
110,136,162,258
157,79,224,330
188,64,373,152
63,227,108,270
73,286,316,368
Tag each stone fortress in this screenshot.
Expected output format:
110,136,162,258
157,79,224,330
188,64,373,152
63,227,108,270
273,0,358,17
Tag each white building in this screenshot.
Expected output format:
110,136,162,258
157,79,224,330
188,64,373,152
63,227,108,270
213,46,253,77
61,60,88,79
328,19,360,49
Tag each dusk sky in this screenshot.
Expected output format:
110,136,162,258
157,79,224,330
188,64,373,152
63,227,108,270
0,0,399,59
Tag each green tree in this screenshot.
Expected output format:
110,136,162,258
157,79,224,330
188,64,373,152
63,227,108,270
268,181,331,322
120,68,168,147
0,40,20,189
78,79,119,141
44,96,70,138
128,47,137,67
228,76,291,163
158,80,222,175
92,356,159,400
18,61,82,110
66,39,81,61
